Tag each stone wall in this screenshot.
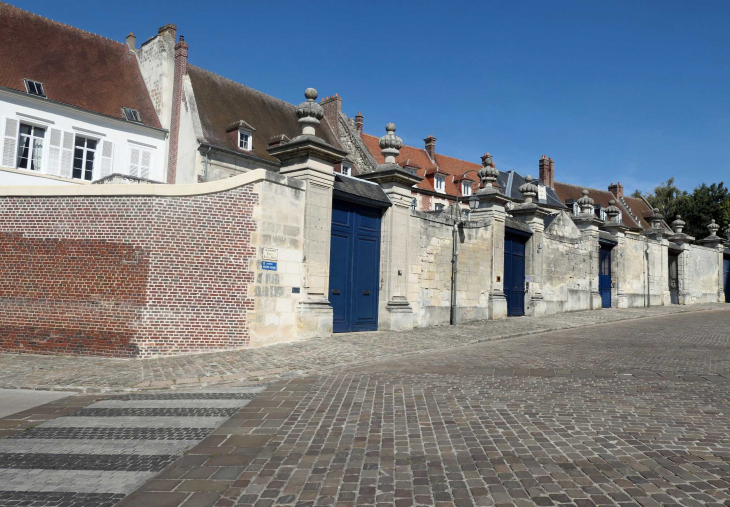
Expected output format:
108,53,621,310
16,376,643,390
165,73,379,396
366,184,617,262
407,210,491,327
685,244,721,303
542,212,593,314
620,233,650,307
0,170,304,358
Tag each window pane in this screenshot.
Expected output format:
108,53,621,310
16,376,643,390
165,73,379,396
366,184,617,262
75,137,84,147
31,139,43,170
34,127,45,138
20,124,32,136
87,139,97,151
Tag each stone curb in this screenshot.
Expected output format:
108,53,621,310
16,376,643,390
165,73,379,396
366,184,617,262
2,305,728,394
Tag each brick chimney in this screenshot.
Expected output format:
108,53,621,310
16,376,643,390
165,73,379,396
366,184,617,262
424,135,437,160
608,181,624,198
158,23,177,40
321,94,342,136
539,155,555,189
167,35,188,184
354,112,364,136
125,32,136,51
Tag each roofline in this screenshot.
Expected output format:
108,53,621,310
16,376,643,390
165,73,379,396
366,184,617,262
198,141,281,168
0,86,168,134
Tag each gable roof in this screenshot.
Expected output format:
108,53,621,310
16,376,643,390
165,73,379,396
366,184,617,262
187,65,342,165
0,3,160,129
620,195,654,229
361,133,481,196
553,181,643,229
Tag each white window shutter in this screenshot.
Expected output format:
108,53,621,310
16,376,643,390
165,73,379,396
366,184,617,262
2,117,19,168
47,128,62,176
140,149,151,179
100,140,113,178
129,146,140,176
60,131,74,178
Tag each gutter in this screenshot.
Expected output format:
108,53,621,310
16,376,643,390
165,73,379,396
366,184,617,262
0,86,168,135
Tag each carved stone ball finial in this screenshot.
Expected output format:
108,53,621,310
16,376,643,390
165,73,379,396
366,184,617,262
671,214,686,234
605,199,621,223
378,123,403,164
478,152,499,189
708,219,720,237
295,88,324,136
649,207,664,229
519,175,538,203
577,189,594,214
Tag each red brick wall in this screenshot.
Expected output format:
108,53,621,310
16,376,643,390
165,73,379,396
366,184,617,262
167,38,188,184
0,186,257,357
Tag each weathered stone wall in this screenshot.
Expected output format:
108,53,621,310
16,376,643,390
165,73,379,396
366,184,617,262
407,211,491,327
542,213,593,314
684,245,721,303
621,233,650,307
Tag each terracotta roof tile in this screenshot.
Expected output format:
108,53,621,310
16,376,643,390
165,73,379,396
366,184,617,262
361,133,481,196
620,195,654,229
188,65,341,164
553,181,643,228
0,3,160,128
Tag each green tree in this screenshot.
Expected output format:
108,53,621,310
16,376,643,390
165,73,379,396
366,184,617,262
641,178,689,222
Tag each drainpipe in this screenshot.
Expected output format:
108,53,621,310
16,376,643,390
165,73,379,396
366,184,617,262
450,218,459,325
203,146,212,182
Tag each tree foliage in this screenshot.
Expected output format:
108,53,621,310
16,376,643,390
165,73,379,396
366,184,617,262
637,178,730,239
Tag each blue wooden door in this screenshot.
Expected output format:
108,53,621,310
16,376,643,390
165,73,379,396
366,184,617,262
329,200,381,333
724,257,730,303
504,232,526,316
599,246,612,308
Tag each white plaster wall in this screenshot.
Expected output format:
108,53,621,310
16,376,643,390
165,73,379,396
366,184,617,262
0,91,166,185
621,234,649,307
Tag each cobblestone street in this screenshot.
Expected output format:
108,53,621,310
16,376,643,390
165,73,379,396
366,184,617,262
0,304,728,392
2,307,729,507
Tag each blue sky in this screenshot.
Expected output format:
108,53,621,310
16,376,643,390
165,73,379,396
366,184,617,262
20,0,730,194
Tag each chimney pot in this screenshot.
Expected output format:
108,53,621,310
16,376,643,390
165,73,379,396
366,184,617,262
126,32,136,50
539,155,555,189
354,111,364,136
424,135,437,159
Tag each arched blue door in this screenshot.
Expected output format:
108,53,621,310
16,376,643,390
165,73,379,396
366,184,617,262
329,200,381,333
504,231,527,316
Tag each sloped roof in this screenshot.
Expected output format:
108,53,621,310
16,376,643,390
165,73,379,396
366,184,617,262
361,133,481,196
187,65,342,164
620,195,654,229
553,181,643,229
497,170,565,208
0,3,160,129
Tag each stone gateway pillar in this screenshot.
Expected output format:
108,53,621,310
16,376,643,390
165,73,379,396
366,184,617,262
359,124,423,331
268,88,348,338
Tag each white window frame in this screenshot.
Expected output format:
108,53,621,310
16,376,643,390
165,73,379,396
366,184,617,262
434,174,445,193
16,122,46,172
462,181,472,196
434,203,444,211
238,129,252,151
24,79,46,98
72,135,98,181
341,163,351,176
128,144,155,179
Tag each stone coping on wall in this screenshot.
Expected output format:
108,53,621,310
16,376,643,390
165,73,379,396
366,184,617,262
0,168,305,197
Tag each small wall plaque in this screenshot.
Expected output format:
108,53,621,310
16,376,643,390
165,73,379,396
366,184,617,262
262,248,278,261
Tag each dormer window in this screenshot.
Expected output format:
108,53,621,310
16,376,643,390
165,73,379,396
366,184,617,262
461,181,472,196
434,174,445,193
122,107,141,122
341,163,351,176
24,79,46,98
238,129,252,151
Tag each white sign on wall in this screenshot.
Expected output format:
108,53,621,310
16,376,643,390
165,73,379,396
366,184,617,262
262,248,278,261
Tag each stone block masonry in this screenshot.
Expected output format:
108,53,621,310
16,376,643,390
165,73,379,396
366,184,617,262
0,172,293,358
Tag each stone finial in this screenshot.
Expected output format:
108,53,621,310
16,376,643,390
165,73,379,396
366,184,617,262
519,175,538,203
295,88,324,136
649,207,664,229
671,214,686,234
378,123,402,164
577,189,594,215
478,153,499,191
605,199,621,223
707,219,720,237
